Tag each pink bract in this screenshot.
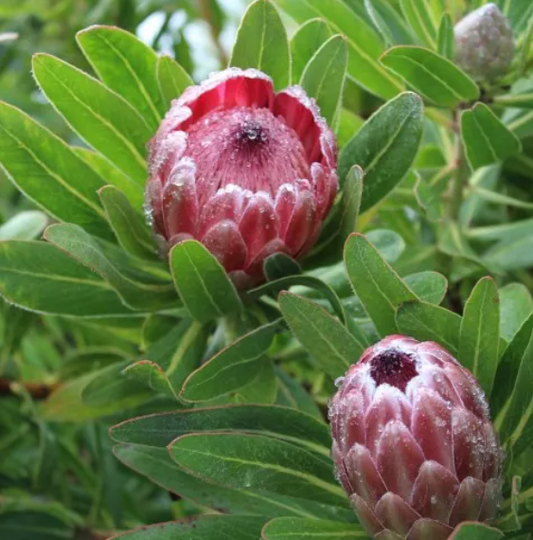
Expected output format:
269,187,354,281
329,335,503,540
145,68,338,288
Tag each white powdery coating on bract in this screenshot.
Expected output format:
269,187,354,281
454,3,514,82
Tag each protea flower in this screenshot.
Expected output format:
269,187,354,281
145,68,337,288
454,3,514,83
330,335,503,540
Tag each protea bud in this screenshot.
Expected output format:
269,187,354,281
454,3,514,83
330,335,503,540
146,68,337,288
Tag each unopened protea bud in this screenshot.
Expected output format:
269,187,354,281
454,3,514,83
146,68,337,288
330,335,503,540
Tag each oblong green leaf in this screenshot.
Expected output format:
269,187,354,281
169,432,347,508
404,271,447,305
458,277,500,397
108,515,266,540
262,518,366,540
461,103,522,170
114,444,345,520
0,100,111,239
110,403,330,452
400,0,441,48
500,283,533,342
169,240,243,323
291,19,333,83
344,233,417,336
339,92,424,211
44,224,178,311
157,54,193,108
231,0,290,90
99,186,158,260
437,13,454,60
492,313,533,419
301,35,348,124
0,241,132,317
0,511,73,540
74,147,143,210
274,0,404,99
279,293,364,380
449,522,504,540
380,46,479,107
396,300,461,355
76,25,165,129
181,321,279,402
32,54,151,185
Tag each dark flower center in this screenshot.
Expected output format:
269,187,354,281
236,118,268,146
369,350,418,392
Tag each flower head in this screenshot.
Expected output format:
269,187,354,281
146,68,337,288
454,3,514,83
330,335,503,540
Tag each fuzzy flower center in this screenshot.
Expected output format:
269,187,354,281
183,106,310,206
369,350,418,392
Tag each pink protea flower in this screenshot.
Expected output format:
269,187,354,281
329,335,503,540
146,68,338,288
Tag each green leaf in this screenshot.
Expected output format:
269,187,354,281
0,511,73,540
273,0,404,99
169,240,242,322
107,515,266,540
181,321,279,402
458,277,500,397
291,19,333,83
380,46,479,107
74,147,144,211
364,0,395,47
275,368,323,420
339,92,424,211
500,283,533,342
76,25,165,130
0,241,132,317
168,432,347,508
156,54,193,108
404,271,447,305
99,186,157,260
449,522,504,540
344,233,417,336
366,229,406,263
279,293,364,380
437,13,454,60
230,0,291,90
337,109,364,149
310,165,363,264
301,35,348,124
44,224,178,311
0,100,112,240
0,211,47,241
493,314,533,419
233,356,278,405
123,360,178,400
264,253,302,282
400,0,441,48
396,301,461,355
484,235,533,271
111,403,330,453
498,0,533,34
262,518,366,540
461,103,522,170
415,174,443,221
32,54,151,185
114,444,344,520
496,319,533,455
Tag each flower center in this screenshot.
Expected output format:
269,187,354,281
182,106,310,207
369,350,418,392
